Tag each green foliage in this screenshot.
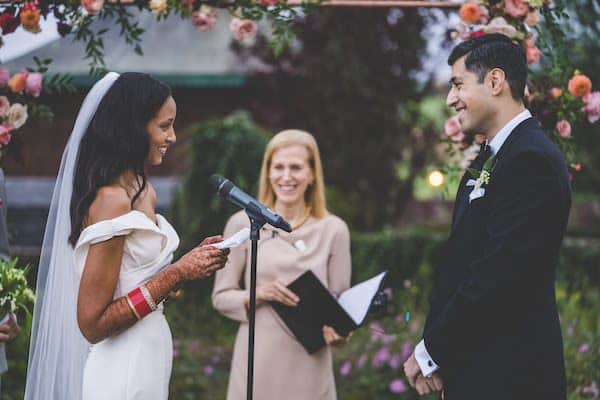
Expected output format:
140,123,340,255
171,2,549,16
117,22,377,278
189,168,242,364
169,112,270,255
233,9,431,230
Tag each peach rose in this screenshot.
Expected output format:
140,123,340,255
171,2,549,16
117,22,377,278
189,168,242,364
568,74,592,98
20,2,41,33
149,0,168,16
526,46,541,64
81,0,104,15
8,72,26,93
504,0,529,18
230,18,257,41
550,88,563,99
459,3,480,24
525,11,540,27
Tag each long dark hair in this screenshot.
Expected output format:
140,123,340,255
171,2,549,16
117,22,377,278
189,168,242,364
69,72,171,246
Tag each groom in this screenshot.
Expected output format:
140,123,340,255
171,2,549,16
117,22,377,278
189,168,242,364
403,33,570,399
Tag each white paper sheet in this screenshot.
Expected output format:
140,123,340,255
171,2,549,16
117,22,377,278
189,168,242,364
337,272,387,325
212,228,250,249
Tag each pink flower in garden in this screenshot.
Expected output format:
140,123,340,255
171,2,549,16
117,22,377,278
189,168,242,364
230,18,257,41
389,379,407,394
187,339,200,354
401,341,413,362
372,347,391,368
203,365,215,376
582,381,599,399
339,360,352,376
525,11,540,26
211,354,221,364
0,67,9,87
582,91,600,123
526,46,541,64
555,120,571,138
388,353,402,370
485,17,518,38
192,6,218,31
357,354,367,369
0,96,10,117
25,72,43,97
445,116,466,143
578,343,590,354
504,0,529,18
0,125,11,147
81,0,104,15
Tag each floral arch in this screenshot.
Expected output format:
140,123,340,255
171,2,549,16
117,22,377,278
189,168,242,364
0,0,597,175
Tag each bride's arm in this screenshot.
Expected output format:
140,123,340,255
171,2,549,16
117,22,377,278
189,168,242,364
77,188,228,344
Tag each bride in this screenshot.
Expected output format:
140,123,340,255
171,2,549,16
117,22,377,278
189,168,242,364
24,72,228,399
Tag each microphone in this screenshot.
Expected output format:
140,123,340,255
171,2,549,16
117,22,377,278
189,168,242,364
209,174,292,232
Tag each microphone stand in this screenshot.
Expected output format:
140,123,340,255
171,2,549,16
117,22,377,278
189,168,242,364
245,203,266,400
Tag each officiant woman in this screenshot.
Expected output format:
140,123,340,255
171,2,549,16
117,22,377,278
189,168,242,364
212,129,353,400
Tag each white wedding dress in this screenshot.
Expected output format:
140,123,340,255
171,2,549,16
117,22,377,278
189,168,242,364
73,210,179,400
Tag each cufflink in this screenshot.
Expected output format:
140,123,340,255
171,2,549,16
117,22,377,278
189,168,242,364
428,361,433,367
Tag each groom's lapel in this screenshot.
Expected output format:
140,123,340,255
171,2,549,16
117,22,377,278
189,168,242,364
451,117,537,232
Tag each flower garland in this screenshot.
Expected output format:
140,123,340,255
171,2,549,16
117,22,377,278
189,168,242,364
443,0,598,182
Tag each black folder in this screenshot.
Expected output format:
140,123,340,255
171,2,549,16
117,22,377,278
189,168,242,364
270,270,388,354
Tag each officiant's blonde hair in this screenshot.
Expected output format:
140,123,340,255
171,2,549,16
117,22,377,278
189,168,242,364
258,129,327,219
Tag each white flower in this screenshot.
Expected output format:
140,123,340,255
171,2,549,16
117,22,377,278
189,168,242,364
6,103,28,129
149,0,168,16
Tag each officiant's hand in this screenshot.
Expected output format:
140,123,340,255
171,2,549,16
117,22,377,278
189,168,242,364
322,325,352,347
0,314,20,342
255,280,299,307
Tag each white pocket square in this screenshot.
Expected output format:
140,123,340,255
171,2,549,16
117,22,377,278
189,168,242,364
469,187,485,203
466,179,477,187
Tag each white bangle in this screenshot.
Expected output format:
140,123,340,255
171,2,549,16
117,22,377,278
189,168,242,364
140,285,157,311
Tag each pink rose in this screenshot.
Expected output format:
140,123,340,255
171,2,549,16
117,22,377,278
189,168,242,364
479,5,490,24
525,11,539,27
25,72,43,97
504,0,529,18
191,6,218,31
526,46,541,64
229,18,257,41
259,0,278,5
0,96,9,117
0,124,11,147
444,116,466,143
582,91,600,123
81,0,104,15
556,120,571,138
0,67,9,87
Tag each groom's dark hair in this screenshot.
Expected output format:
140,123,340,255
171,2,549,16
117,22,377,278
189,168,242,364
448,33,527,101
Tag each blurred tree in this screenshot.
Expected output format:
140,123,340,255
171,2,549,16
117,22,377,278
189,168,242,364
233,8,436,230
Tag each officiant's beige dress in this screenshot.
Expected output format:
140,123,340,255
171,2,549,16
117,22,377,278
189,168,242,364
212,211,351,400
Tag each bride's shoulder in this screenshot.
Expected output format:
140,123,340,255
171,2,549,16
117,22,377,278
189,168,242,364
87,185,132,226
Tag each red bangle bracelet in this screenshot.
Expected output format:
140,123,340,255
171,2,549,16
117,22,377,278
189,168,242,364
127,287,152,320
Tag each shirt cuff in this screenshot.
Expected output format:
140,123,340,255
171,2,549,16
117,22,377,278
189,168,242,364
414,339,439,378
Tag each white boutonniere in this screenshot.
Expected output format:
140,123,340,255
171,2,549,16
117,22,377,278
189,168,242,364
466,155,496,203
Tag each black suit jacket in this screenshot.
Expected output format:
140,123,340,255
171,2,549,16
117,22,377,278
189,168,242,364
423,117,570,400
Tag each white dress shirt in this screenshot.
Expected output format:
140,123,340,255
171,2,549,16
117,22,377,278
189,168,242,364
414,108,533,377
